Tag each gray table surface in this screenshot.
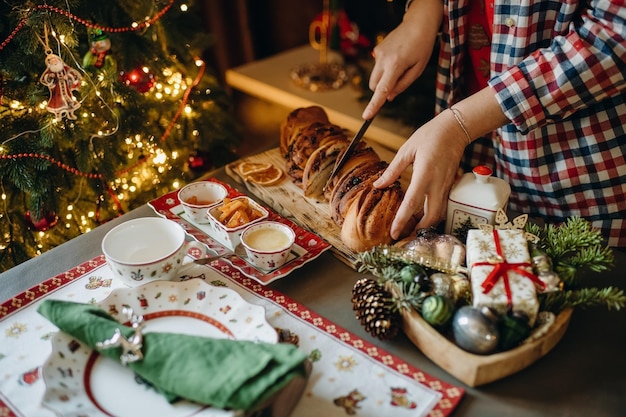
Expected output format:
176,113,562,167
2,168,625,417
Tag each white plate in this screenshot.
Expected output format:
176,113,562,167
41,279,277,417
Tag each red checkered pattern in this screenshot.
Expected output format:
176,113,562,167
434,0,626,247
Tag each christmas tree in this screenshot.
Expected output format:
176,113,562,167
0,0,240,271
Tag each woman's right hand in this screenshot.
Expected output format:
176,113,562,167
362,0,443,120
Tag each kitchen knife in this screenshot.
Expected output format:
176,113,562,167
323,117,374,192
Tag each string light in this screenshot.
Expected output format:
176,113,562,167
1,0,206,254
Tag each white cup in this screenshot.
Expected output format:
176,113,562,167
102,217,206,287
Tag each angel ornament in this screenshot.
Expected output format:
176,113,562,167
39,53,82,121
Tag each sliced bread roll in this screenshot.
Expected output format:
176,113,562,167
329,160,388,225
280,106,417,253
286,122,347,186
340,182,406,252
325,146,381,202
280,106,329,157
302,140,349,201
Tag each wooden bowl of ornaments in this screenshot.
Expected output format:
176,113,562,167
399,302,572,387
377,223,577,388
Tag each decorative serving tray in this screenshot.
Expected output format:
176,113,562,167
148,178,331,285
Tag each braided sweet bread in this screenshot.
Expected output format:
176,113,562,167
280,106,416,252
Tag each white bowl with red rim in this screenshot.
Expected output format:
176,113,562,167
178,181,228,224
241,221,295,270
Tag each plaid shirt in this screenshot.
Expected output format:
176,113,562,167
434,0,626,247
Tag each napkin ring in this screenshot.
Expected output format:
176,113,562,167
96,307,145,366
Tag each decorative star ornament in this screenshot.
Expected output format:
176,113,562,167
478,209,539,243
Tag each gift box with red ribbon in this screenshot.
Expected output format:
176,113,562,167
466,228,545,326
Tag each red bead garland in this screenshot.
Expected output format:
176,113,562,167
0,1,175,52
0,153,102,179
161,58,205,143
0,1,206,176
0,56,204,178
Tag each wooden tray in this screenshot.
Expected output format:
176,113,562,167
226,147,355,266
226,144,408,267
401,306,573,387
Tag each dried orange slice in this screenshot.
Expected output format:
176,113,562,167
237,161,273,177
245,165,284,186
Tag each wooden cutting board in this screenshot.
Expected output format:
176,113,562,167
225,144,408,268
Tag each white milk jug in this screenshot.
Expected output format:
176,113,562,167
444,165,511,235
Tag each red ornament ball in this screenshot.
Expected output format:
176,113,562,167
25,210,58,231
120,67,155,93
188,151,213,172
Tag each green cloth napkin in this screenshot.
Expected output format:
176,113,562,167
38,299,307,411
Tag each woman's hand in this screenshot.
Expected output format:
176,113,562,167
374,111,467,239
362,0,443,120
376,88,510,239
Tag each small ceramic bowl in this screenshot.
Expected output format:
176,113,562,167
241,221,295,270
178,181,228,224
206,196,269,250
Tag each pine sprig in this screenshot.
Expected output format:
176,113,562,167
554,245,615,283
391,280,429,313
526,217,614,286
355,247,407,282
540,286,626,313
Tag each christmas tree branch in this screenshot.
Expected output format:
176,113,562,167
526,217,615,286
540,286,626,313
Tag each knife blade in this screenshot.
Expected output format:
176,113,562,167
323,117,374,192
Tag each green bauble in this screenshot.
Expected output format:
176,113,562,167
399,264,429,290
498,314,531,351
421,295,454,327
399,264,420,283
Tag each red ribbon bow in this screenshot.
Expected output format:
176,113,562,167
472,229,545,308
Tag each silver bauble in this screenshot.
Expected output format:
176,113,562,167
452,306,500,355
450,273,472,304
429,273,457,302
537,271,563,293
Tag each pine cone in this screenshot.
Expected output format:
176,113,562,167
351,278,401,340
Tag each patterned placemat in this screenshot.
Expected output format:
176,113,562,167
0,256,464,417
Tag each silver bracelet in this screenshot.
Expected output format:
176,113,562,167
449,107,472,145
